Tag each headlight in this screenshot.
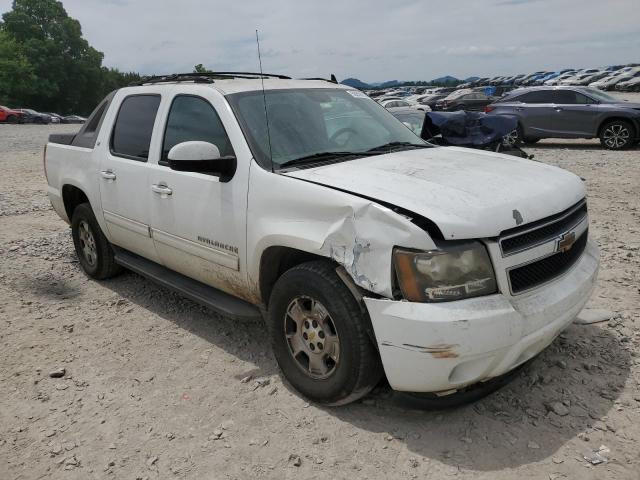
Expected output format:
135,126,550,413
393,241,497,302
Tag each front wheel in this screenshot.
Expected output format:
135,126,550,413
267,261,382,405
71,203,122,279
600,120,635,150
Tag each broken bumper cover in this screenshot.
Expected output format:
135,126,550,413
365,240,599,393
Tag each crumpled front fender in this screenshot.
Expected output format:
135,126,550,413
247,166,434,299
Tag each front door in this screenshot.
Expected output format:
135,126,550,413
99,93,162,263
147,90,251,301
550,90,599,137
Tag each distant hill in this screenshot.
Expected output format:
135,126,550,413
432,75,459,83
341,75,465,90
378,80,401,88
340,78,371,89
465,76,480,82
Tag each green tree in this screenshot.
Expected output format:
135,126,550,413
193,63,213,73
0,0,140,114
0,30,35,105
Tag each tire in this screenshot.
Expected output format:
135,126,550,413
267,261,382,405
599,119,635,150
515,126,540,145
71,203,122,280
6,115,17,124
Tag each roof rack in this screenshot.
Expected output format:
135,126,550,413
301,74,338,84
131,71,292,86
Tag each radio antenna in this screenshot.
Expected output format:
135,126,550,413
256,29,274,173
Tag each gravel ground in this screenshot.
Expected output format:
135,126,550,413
1,97,639,479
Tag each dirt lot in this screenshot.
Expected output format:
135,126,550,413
1,100,639,479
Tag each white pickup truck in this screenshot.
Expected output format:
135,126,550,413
45,73,599,406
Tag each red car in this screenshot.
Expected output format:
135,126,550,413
0,106,24,123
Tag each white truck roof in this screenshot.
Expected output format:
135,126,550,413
123,77,352,96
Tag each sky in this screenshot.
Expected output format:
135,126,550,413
1,0,639,82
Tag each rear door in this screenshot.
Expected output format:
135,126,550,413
550,90,598,136
99,92,162,262
510,90,557,137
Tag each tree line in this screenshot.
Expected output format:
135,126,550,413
0,0,141,115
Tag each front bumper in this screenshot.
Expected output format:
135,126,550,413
365,240,599,393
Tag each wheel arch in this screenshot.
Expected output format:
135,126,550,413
597,116,638,138
62,184,91,221
258,246,331,306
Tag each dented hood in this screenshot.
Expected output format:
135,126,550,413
282,147,585,239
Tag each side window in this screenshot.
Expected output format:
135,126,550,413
552,90,591,104
111,95,160,161
573,92,591,104
162,95,234,163
84,101,108,135
517,91,554,104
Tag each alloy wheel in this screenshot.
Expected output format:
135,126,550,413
284,296,340,379
503,129,519,146
78,220,97,266
603,124,630,149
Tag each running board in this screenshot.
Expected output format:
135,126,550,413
113,248,262,320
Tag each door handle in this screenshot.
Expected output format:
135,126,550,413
515,107,525,111
100,170,116,180
555,107,563,112
151,184,173,196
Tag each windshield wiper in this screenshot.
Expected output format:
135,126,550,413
278,151,362,168
366,141,430,153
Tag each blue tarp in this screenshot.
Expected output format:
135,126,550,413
423,111,517,147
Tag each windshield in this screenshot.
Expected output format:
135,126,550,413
584,88,619,103
227,88,426,169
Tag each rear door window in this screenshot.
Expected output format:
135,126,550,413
553,90,591,104
111,95,161,161
515,91,555,104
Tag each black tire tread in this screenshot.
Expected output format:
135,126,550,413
268,260,382,405
71,203,122,280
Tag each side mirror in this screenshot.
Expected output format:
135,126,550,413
167,141,236,182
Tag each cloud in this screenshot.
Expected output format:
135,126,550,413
436,45,541,58
4,0,636,81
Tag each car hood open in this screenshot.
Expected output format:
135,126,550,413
282,147,585,239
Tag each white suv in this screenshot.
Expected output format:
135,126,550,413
44,73,599,406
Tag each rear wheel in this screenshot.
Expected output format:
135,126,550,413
599,120,635,150
267,261,382,405
6,115,17,124
71,203,122,279
515,126,540,145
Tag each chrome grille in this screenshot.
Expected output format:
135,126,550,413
508,230,588,294
500,200,587,256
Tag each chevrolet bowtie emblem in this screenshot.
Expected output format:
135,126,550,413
557,231,576,253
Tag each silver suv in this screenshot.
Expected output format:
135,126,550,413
486,86,640,149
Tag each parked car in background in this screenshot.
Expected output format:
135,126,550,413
616,76,640,92
545,71,577,86
486,86,640,149
63,115,87,124
436,89,495,111
16,109,52,124
388,107,426,136
43,113,62,124
0,106,25,123
590,68,640,90
558,69,601,86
